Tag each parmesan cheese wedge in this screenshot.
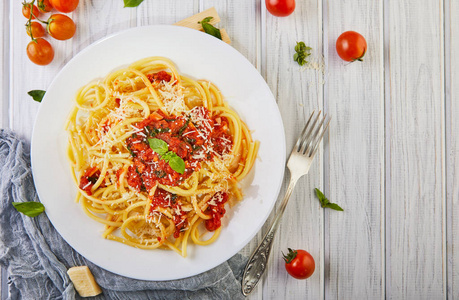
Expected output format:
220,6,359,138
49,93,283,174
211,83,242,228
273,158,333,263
67,266,102,297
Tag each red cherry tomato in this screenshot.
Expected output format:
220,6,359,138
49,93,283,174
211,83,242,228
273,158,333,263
27,22,46,38
265,0,295,17
49,0,79,13
37,0,53,13
27,38,54,65
283,248,315,279
22,3,40,19
336,31,367,62
47,14,76,40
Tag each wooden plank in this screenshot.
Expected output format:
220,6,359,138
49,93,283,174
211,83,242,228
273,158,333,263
326,0,385,299
263,1,324,299
137,1,197,26
388,0,445,298
10,1,134,140
72,2,136,51
447,0,459,298
201,1,258,68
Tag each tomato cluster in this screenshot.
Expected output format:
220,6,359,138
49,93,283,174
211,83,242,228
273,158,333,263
23,0,79,65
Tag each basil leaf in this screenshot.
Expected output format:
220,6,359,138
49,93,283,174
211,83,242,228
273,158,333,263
147,138,185,174
314,188,343,211
161,151,174,163
294,41,312,66
28,90,46,102
124,0,144,7
325,203,344,211
202,23,222,40
295,42,303,52
12,202,45,217
199,17,222,40
148,138,168,155
199,16,213,23
168,155,185,174
314,188,328,206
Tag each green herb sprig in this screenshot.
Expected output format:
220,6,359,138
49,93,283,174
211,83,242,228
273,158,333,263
294,41,312,66
123,0,144,7
198,17,222,40
12,201,45,217
148,138,185,174
28,90,46,102
314,188,343,211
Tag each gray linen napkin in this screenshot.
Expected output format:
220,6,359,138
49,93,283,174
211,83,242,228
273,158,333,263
0,129,247,300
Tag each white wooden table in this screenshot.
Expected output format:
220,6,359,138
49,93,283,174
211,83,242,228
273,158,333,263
1,0,458,299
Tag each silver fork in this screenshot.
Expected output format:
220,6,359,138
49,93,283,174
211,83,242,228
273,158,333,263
241,110,331,296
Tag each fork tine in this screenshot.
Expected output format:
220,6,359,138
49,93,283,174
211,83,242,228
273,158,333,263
304,113,326,155
309,115,331,157
299,110,321,153
294,110,315,151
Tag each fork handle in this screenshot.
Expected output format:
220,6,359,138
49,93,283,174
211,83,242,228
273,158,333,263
241,174,299,296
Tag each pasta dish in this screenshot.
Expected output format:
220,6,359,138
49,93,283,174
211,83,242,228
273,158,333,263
65,57,259,257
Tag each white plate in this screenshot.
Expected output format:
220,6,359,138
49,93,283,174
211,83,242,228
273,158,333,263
31,25,285,281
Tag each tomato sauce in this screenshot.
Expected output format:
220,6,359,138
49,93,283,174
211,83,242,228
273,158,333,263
125,106,232,191
78,166,100,196
146,71,172,84
205,192,229,231
149,188,188,238
123,101,233,236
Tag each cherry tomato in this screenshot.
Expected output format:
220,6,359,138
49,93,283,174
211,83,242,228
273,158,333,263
26,22,46,38
22,3,40,19
336,31,367,62
37,0,53,13
49,0,79,13
27,38,54,65
47,14,76,40
283,248,315,279
266,0,295,17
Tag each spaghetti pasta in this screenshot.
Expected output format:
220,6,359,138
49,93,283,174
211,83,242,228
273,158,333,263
66,57,259,256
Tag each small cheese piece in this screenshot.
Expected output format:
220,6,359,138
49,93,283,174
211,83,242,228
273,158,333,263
67,266,102,297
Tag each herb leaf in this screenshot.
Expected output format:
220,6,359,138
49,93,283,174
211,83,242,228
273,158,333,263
199,17,213,23
161,151,174,163
28,90,46,102
199,17,222,40
314,188,328,206
177,116,191,136
148,138,168,155
123,0,144,7
12,202,45,217
293,41,312,66
148,138,186,174
324,203,344,211
314,188,343,211
168,155,185,174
